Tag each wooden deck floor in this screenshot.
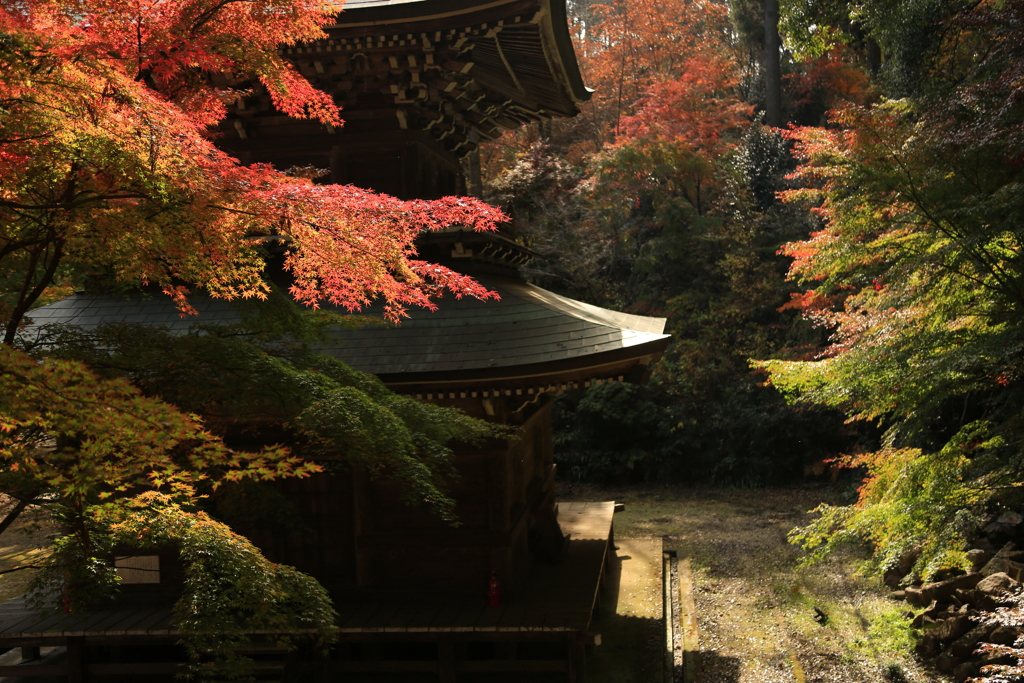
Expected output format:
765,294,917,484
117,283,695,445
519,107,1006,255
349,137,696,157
0,502,615,644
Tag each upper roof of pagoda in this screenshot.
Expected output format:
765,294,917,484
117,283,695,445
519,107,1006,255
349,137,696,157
222,0,591,155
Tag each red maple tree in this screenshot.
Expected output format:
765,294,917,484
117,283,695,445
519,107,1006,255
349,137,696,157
0,0,505,345
0,0,506,644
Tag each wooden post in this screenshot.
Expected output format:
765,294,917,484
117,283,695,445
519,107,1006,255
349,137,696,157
468,128,482,198
20,646,39,662
438,637,457,683
567,632,586,683
66,637,85,683
351,467,374,589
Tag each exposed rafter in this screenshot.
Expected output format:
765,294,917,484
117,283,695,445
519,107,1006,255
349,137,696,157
221,0,591,158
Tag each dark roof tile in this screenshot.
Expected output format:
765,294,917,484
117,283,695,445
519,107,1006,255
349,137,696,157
25,277,668,376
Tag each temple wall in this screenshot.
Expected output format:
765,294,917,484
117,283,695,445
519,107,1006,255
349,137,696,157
240,398,556,603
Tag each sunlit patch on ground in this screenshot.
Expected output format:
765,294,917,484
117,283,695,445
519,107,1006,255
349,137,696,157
561,484,938,683
0,499,53,605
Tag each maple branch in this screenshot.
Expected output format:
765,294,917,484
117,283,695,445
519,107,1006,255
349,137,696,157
0,233,56,261
206,204,261,217
190,0,253,35
0,365,207,442
0,194,151,211
0,133,53,145
0,497,31,538
864,117,1024,310
4,237,65,346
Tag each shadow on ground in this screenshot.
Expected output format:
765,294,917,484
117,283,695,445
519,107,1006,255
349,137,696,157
697,651,742,683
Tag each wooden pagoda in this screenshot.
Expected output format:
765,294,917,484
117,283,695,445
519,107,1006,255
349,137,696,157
218,0,592,201
0,0,671,680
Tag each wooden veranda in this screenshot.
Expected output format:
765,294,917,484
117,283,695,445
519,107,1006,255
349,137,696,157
0,502,615,682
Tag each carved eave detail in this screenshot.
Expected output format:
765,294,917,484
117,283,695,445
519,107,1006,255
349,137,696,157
221,0,588,157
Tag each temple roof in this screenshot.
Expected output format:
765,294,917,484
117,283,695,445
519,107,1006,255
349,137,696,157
222,0,591,157
26,277,668,394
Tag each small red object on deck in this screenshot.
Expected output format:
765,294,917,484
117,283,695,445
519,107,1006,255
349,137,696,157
488,572,501,607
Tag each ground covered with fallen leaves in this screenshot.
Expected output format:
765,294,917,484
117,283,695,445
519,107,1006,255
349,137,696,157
561,484,943,683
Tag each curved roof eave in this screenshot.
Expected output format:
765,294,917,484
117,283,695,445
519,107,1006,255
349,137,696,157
538,0,593,103
374,335,670,392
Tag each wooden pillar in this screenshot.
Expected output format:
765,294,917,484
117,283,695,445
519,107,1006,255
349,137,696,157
352,467,374,589
488,447,510,534
438,637,457,683
66,637,85,683
315,647,333,683
468,128,482,198
20,646,39,661
329,145,344,185
567,632,586,683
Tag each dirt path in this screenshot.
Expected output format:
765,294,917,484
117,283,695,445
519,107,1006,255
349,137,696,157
562,485,940,683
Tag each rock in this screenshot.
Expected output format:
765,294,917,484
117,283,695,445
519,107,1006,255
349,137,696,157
984,521,1017,538
898,551,918,574
884,568,904,588
915,632,941,657
934,652,958,673
989,625,1023,645
954,588,998,611
885,553,919,587
998,511,1023,525
983,555,1024,580
953,661,979,683
977,572,1019,596
979,649,1017,666
920,573,983,603
904,586,927,607
976,593,998,611
954,588,975,605
982,542,1019,576
936,614,974,642
976,537,996,553
891,590,907,601
950,623,996,657
912,613,935,629
968,549,990,571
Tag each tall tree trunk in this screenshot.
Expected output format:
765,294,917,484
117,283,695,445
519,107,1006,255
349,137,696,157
866,37,882,75
764,0,782,127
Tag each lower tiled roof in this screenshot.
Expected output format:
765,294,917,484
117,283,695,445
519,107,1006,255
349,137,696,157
25,277,669,378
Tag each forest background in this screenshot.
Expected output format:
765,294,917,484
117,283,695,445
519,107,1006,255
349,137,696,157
483,0,1024,583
